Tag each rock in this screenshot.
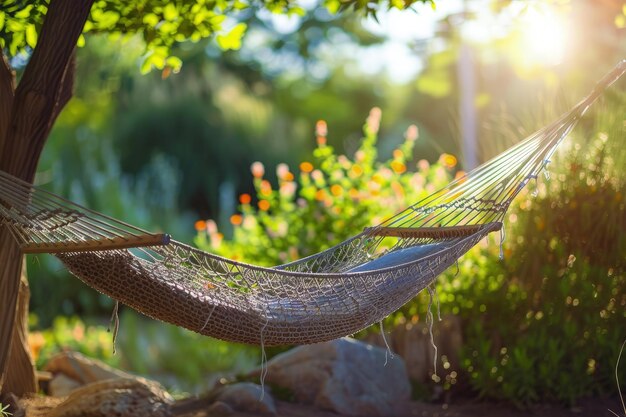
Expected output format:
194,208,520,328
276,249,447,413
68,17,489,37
206,400,234,415
46,378,172,417
44,351,173,402
215,382,276,415
48,374,82,397
45,351,135,384
251,338,410,417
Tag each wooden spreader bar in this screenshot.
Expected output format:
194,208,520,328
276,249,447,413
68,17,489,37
21,233,171,254
364,222,502,239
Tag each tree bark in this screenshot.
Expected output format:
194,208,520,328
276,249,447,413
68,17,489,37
4,267,38,396
0,0,95,395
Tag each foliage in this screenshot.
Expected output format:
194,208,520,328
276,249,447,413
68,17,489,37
194,108,458,265
29,315,121,370
0,0,433,72
453,93,626,406
195,94,625,405
0,403,11,417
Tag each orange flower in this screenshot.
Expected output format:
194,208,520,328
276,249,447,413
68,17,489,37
194,220,207,231
391,160,406,174
239,193,252,205
316,120,328,137
260,180,272,196
258,200,270,211
316,136,327,146
391,181,404,199
206,282,216,290
251,161,265,178
417,159,430,171
350,165,363,178
367,107,382,134
300,162,314,173
28,332,45,361
405,124,419,141
277,163,294,181
230,214,243,225
440,153,457,169
392,149,404,160
315,189,327,201
330,184,343,196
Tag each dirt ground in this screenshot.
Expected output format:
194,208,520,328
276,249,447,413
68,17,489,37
177,396,624,417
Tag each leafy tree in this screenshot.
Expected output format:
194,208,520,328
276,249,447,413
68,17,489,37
0,0,434,397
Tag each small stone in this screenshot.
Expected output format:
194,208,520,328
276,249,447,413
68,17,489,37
215,382,276,415
48,374,82,397
206,400,234,416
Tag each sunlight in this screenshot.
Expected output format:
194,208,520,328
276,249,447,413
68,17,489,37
519,6,568,67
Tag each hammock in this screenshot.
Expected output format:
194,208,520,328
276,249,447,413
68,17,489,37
0,61,624,346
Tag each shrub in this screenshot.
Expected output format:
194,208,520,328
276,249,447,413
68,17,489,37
456,98,626,405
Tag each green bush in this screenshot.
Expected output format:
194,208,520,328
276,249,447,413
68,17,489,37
30,315,120,370
455,97,626,405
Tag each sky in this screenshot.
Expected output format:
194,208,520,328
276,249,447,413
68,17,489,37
248,0,562,84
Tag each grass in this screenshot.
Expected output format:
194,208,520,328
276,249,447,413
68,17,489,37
0,403,11,417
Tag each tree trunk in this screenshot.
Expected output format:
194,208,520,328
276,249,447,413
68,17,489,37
4,266,38,395
0,0,95,395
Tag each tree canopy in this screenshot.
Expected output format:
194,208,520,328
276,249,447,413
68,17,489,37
0,0,434,73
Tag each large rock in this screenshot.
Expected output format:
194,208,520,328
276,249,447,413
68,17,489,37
16,379,172,417
44,351,172,402
214,382,276,415
252,338,410,417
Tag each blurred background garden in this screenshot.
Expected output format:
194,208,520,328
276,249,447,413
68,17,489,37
16,0,625,407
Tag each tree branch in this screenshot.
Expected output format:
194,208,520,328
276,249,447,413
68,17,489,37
0,53,16,151
0,0,94,181
46,52,76,137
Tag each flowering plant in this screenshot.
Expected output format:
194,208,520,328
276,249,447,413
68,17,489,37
194,108,459,266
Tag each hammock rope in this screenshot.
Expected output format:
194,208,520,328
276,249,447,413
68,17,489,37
0,60,624,346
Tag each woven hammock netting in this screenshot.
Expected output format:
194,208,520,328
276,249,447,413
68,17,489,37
0,61,624,346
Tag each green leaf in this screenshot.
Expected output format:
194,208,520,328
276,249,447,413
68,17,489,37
289,6,306,16
15,4,33,19
0,12,5,31
143,13,160,27
140,58,153,74
25,24,38,48
166,56,183,72
163,4,179,21
99,11,120,28
216,22,247,50
77,34,86,48
324,0,341,14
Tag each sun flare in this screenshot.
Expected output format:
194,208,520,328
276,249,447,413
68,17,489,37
519,6,568,67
